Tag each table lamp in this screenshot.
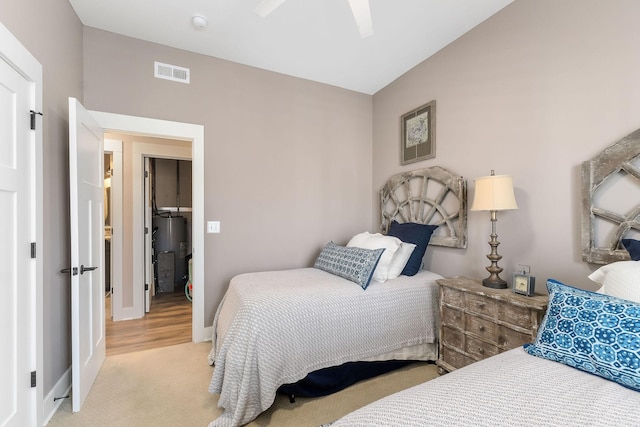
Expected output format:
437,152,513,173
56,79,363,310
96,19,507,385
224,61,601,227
471,170,518,288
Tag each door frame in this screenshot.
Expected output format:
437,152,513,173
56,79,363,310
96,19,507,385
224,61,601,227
144,156,152,312
136,143,192,313
0,21,43,426
89,111,207,342
104,139,123,319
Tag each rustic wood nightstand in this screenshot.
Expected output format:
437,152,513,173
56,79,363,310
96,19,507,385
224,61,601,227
436,276,548,374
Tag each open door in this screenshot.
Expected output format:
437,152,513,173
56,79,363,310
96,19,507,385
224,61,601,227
69,97,106,412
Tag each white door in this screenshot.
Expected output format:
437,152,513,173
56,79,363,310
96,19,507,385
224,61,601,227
0,43,36,427
69,97,106,412
144,157,152,312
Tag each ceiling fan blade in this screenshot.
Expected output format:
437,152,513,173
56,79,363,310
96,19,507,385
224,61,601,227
255,0,287,18
347,0,373,38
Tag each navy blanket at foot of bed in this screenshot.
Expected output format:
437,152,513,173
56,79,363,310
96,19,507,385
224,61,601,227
278,360,416,398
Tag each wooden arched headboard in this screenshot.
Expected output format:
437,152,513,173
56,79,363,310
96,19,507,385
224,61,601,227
380,166,467,249
581,128,640,264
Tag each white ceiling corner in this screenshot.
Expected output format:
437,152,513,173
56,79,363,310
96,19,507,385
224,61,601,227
68,0,513,95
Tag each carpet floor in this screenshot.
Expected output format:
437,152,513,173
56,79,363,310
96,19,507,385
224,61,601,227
47,342,439,426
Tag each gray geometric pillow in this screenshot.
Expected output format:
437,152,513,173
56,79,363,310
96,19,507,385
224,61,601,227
314,242,384,289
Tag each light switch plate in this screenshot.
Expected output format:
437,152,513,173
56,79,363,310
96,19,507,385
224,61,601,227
207,221,220,233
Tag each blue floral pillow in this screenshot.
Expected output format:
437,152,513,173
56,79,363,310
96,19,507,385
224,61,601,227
314,242,384,289
524,279,640,391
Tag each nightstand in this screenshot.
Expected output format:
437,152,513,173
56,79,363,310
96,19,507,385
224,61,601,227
436,276,548,374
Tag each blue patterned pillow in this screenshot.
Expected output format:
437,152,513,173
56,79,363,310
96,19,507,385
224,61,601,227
314,242,384,289
525,279,640,391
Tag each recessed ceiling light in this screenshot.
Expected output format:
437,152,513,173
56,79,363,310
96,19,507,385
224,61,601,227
192,15,208,30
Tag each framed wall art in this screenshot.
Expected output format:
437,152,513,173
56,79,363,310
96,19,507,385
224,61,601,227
401,100,436,165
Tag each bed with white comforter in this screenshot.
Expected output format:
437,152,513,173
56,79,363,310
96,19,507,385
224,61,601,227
332,266,640,426
330,346,640,427
206,165,468,426
207,267,441,427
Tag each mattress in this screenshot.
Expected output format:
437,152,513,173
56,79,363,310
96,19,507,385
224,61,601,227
330,346,640,426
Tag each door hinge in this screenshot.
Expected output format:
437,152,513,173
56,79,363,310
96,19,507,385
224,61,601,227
145,170,149,178
30,110,43,130
145,227,149,235
145,283,149,291
31,242,36,258
31,371,36,388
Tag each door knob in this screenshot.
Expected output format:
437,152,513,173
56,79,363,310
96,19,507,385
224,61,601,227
80,265,98,274
60,267,78,276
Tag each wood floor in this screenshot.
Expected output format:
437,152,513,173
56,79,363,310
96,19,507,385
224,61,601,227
105,290,192,357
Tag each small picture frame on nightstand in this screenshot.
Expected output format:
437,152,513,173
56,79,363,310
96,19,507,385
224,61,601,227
512,265,536,296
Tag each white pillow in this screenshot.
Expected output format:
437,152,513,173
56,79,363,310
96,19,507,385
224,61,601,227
347,232,403,283
387,242,416,279
588,261,639,285
588,260,640,302
599,264,640,303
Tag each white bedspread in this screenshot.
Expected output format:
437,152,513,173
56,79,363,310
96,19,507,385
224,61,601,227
331,347,640,426
207,268,441,427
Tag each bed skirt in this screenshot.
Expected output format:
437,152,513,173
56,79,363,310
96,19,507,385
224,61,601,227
278,342,438,399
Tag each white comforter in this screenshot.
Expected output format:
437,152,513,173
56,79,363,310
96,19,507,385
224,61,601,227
208,268,441,427
331,347,640,426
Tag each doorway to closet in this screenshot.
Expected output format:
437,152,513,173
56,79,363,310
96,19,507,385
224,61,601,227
147,158,193,302
103,134,194,356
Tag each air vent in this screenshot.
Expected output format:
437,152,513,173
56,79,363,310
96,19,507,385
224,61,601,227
154,61,190,84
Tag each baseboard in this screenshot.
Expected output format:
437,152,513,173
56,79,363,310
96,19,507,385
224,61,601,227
42,367,71,425
117,305,143,321
197,325,212,343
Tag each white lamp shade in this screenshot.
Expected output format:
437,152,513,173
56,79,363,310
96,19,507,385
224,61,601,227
471,174,518,211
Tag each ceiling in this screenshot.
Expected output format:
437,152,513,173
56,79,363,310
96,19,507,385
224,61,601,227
68,0,513,95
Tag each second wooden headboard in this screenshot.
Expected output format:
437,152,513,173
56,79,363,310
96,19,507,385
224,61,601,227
582,128,640,264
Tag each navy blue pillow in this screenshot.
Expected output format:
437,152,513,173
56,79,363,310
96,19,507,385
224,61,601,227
622,239,640,261
387,221,438,276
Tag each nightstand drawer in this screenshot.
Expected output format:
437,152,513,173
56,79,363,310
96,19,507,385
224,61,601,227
441,305,464,327
465,315,496,341
465,335,499,360
497,325,532,348
441,286,465,307
442,325,464,350
442,346,473,370
499,300,535,329
466,293,497,317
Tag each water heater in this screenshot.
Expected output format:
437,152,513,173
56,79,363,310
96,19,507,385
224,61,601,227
153,215,188,292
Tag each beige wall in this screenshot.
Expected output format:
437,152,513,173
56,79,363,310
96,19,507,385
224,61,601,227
372,0,640,290
0,0,83,395
85,29,374,326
